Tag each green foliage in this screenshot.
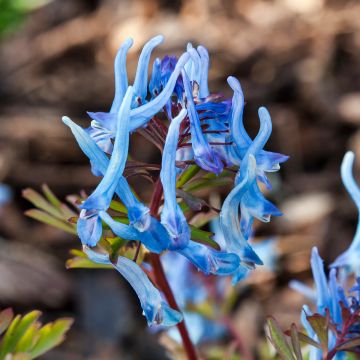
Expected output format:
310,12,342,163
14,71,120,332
23,185,77,234
267,306,360,359
0,308,72,359
0,0,51,38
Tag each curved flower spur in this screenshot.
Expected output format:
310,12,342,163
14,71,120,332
62,35,287,327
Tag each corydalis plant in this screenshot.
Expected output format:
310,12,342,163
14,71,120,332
26,35,287,359
267,152,360,360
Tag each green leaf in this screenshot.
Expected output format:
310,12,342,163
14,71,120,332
1,310,42,358
0,309,14,336
306,313,329,354
15,323,40,353
22,189,63,219
109,200,128,214
266,317,295,360
41,184,61,208
184,177,232,192
285,330,321,349
176,165,201,189
66,256,112,269
190,226,220,250
29,318,73,359
25,209,77,235
290,324,303,360
106,237,126,263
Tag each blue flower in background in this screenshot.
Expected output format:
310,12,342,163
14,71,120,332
290,247,354,360
0,184,11,208
63,35,287,326
331,151,360,275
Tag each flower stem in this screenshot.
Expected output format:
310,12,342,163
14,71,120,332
149,179,198,360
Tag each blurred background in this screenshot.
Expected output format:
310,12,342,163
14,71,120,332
0,0,360,358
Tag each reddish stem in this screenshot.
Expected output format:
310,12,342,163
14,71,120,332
149,180,198,360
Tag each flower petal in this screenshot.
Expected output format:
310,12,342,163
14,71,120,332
133,35,164,102
110,37,134,113
197,45,210,98
63,116,151,232
77,209,103,247
160,109,190,249
177,240,240,276
82,86,133,211
182,69,224,174
99,211,169,253
83,246,182,326
130,52,190,130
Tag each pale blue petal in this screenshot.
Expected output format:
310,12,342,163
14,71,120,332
182,69,223,174
187,47,201,84
83,247,182,326
311,247,331,315
220,156,263,269
77,209,102,247
98,211,168,253
177,240,240,275
328,269,342,325
332,152,360,275
62,115,151,231
82,86,133,211
110,38,134,113
149,58,161,97
130,52,190,130
289,280,317,302
0,184,11,207
197,45,210,98
160,109,190,249
133,35,164,102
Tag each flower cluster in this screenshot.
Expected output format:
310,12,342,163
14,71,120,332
63,35,287,326
276,152,360,359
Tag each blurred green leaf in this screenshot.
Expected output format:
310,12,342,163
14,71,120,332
290,324,302,360
24,209,76,234
266,317,295,360
306,313,329,354
0,315,21,359
41,184,61,208
176,165,201,189
109,200,128,214
0,309,14,336
66,255,112,269
15,323,39,354
184,177,232,192
190,226,219,250
29,318,73,359
23,189,63,220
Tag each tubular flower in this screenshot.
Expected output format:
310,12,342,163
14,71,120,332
290,247,357,360
219,107,282,283
63,35,287,326
331,151,360,275
84,246,182,326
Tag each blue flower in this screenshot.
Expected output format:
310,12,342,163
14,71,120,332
290,248,354,360
0,184,11,208
82,86,133,212
63,35,287,328
331,151,360,275
160,109,190,249
84,246,182,326
220,107,282,283
181,69,224,174
227,76,288,188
